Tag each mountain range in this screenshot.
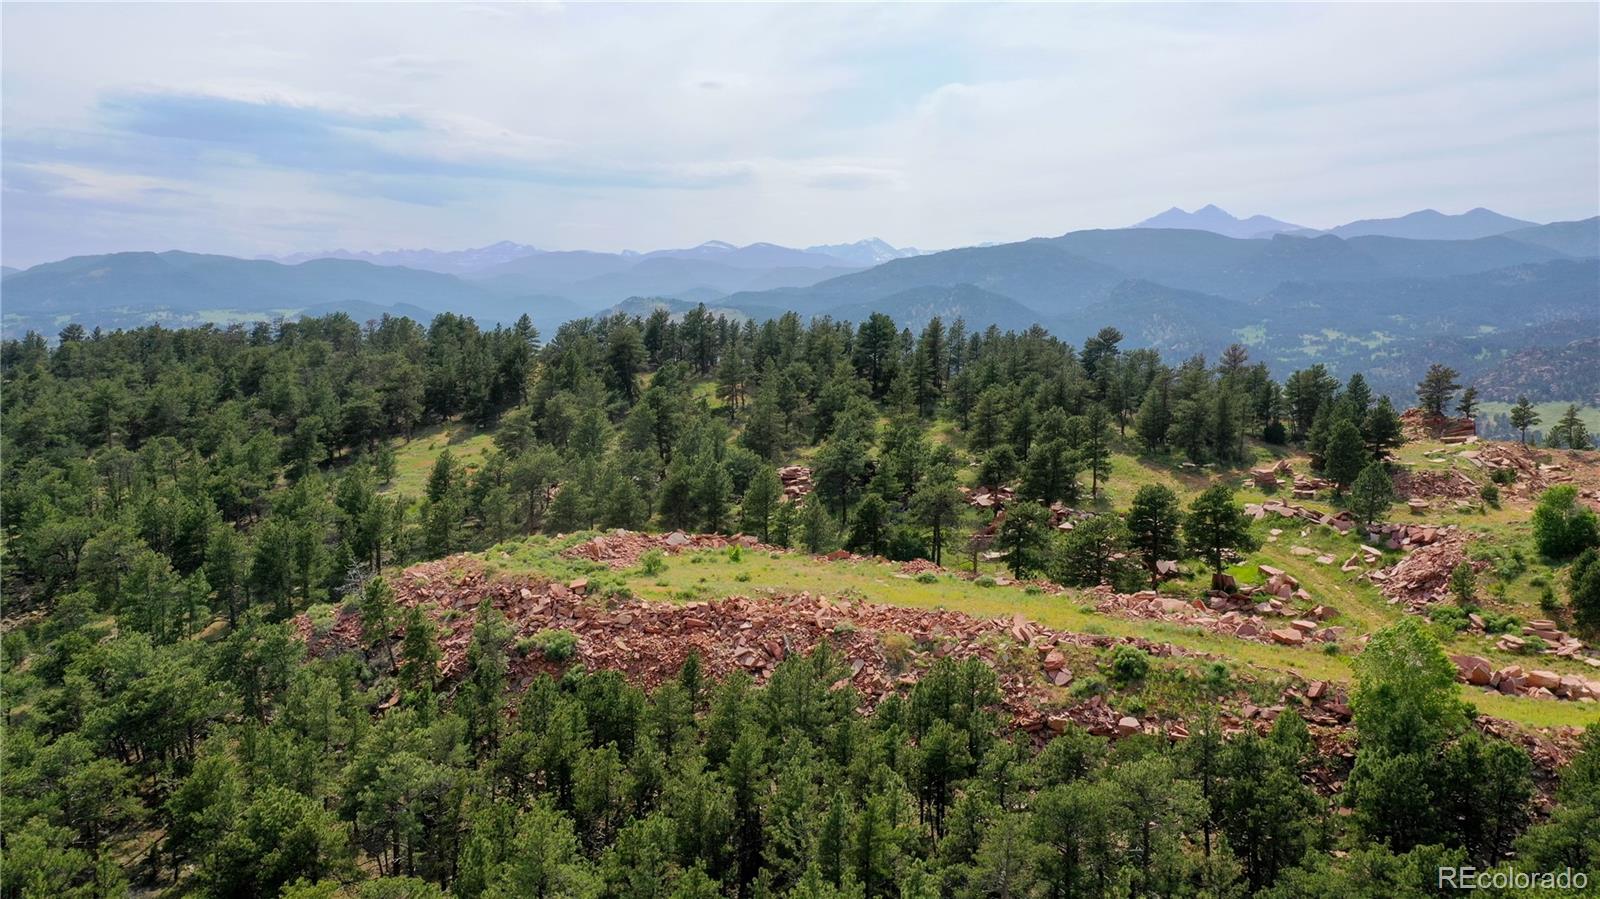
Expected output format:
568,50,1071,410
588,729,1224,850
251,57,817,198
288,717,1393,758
1133,204,1307,238
4,212,1596,401
1132,204,1541,242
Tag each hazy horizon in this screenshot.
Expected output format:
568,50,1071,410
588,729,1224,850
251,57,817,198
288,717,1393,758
4,2,1598,268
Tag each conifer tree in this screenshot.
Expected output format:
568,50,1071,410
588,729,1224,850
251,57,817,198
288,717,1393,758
1324,419,1367,494
1183,485,1259,574
1509,396,1540,445
1127,485,1183,589
1349,461,1396,528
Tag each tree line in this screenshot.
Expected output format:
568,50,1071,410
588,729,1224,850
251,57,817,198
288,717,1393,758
4,307,1593,896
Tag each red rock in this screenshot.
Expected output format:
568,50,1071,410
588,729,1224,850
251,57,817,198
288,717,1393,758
1270,628,1304,645
1525,670,1562,690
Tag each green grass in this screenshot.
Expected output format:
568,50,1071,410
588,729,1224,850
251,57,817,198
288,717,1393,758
1479,401,1600,434
477,535,1598,730
465,432,1600,732
384,421,496,497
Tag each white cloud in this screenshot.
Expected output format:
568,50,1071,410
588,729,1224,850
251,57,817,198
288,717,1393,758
1,2,1595,266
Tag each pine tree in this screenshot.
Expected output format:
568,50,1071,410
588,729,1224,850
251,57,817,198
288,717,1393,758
740,467,782,542
1134,382,1170,450
1349,462,1396,528
1509,396,1540,445
1127,485,1183,589
425,449,457,504
847,493,890,557
460,600,512,757
1455,386,1479,419
1324,419,1367,494
1051,514,1136,588
1568,548,1600,637
1415,364,1461,420
913,460,964,566
358,576,398,670
1361,397,1405,460
1547,404,1592,450
1183,485,1259,574
798,496,838,554
398,605,440,709
694,459,732,534
1082,405,1114,499
1020,439,1081,506
997,502,1051,579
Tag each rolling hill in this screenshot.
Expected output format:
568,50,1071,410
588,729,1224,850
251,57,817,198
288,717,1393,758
1505,217,1600,258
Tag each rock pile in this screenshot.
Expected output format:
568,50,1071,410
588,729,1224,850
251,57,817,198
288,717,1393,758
778,465,813,499
1449,654,1600,702
1091,580,1346,648
1247,500,1456,553
1246,500,1357,534
563,530,779,569
962,484,1017,510
1367,531,1484,610
302,557,1242,740
1290,475,1335,499
1392,468,1480,502
1249,459,1293,488
295,556,1586,790
1401,409,1477,442
1457,444,1557,498
1497,619,1595,662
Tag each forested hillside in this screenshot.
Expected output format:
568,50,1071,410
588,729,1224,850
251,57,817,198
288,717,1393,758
3,307,1598,898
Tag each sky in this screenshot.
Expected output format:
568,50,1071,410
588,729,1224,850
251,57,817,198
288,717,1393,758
2,2,1597,268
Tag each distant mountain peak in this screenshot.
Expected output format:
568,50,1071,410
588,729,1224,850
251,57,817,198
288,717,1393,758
804,238,923,266
1133,205,1306,239
261,242,542,275
1326,208,1538,241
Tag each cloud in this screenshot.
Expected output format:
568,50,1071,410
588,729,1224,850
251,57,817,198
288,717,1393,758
1,2,1595,266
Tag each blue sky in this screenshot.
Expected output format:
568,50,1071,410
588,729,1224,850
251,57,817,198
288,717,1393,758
2,2,1596,267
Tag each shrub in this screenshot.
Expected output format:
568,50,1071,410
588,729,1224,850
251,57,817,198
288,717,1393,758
975,575,997,588
1490,467,1517,485
734,572,751,583
1480,612,1518,634
306,603,336,636
524,629,578,662
1571,547,1600,636
726,545,744,563
1539,583,1562,615
1109,645,1151,685
1479,483,1500,506
1449,562,1476,606
1430,605,1470,632
881,632,914,672
1204,662,1232,693
1532,485,1600,559
1071,675,1108,699
916,572,939,584
639,549,666,576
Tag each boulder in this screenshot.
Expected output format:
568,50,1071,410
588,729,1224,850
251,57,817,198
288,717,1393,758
1116,716,1141,737
1525,669,1562,690
1270,628,1305,645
